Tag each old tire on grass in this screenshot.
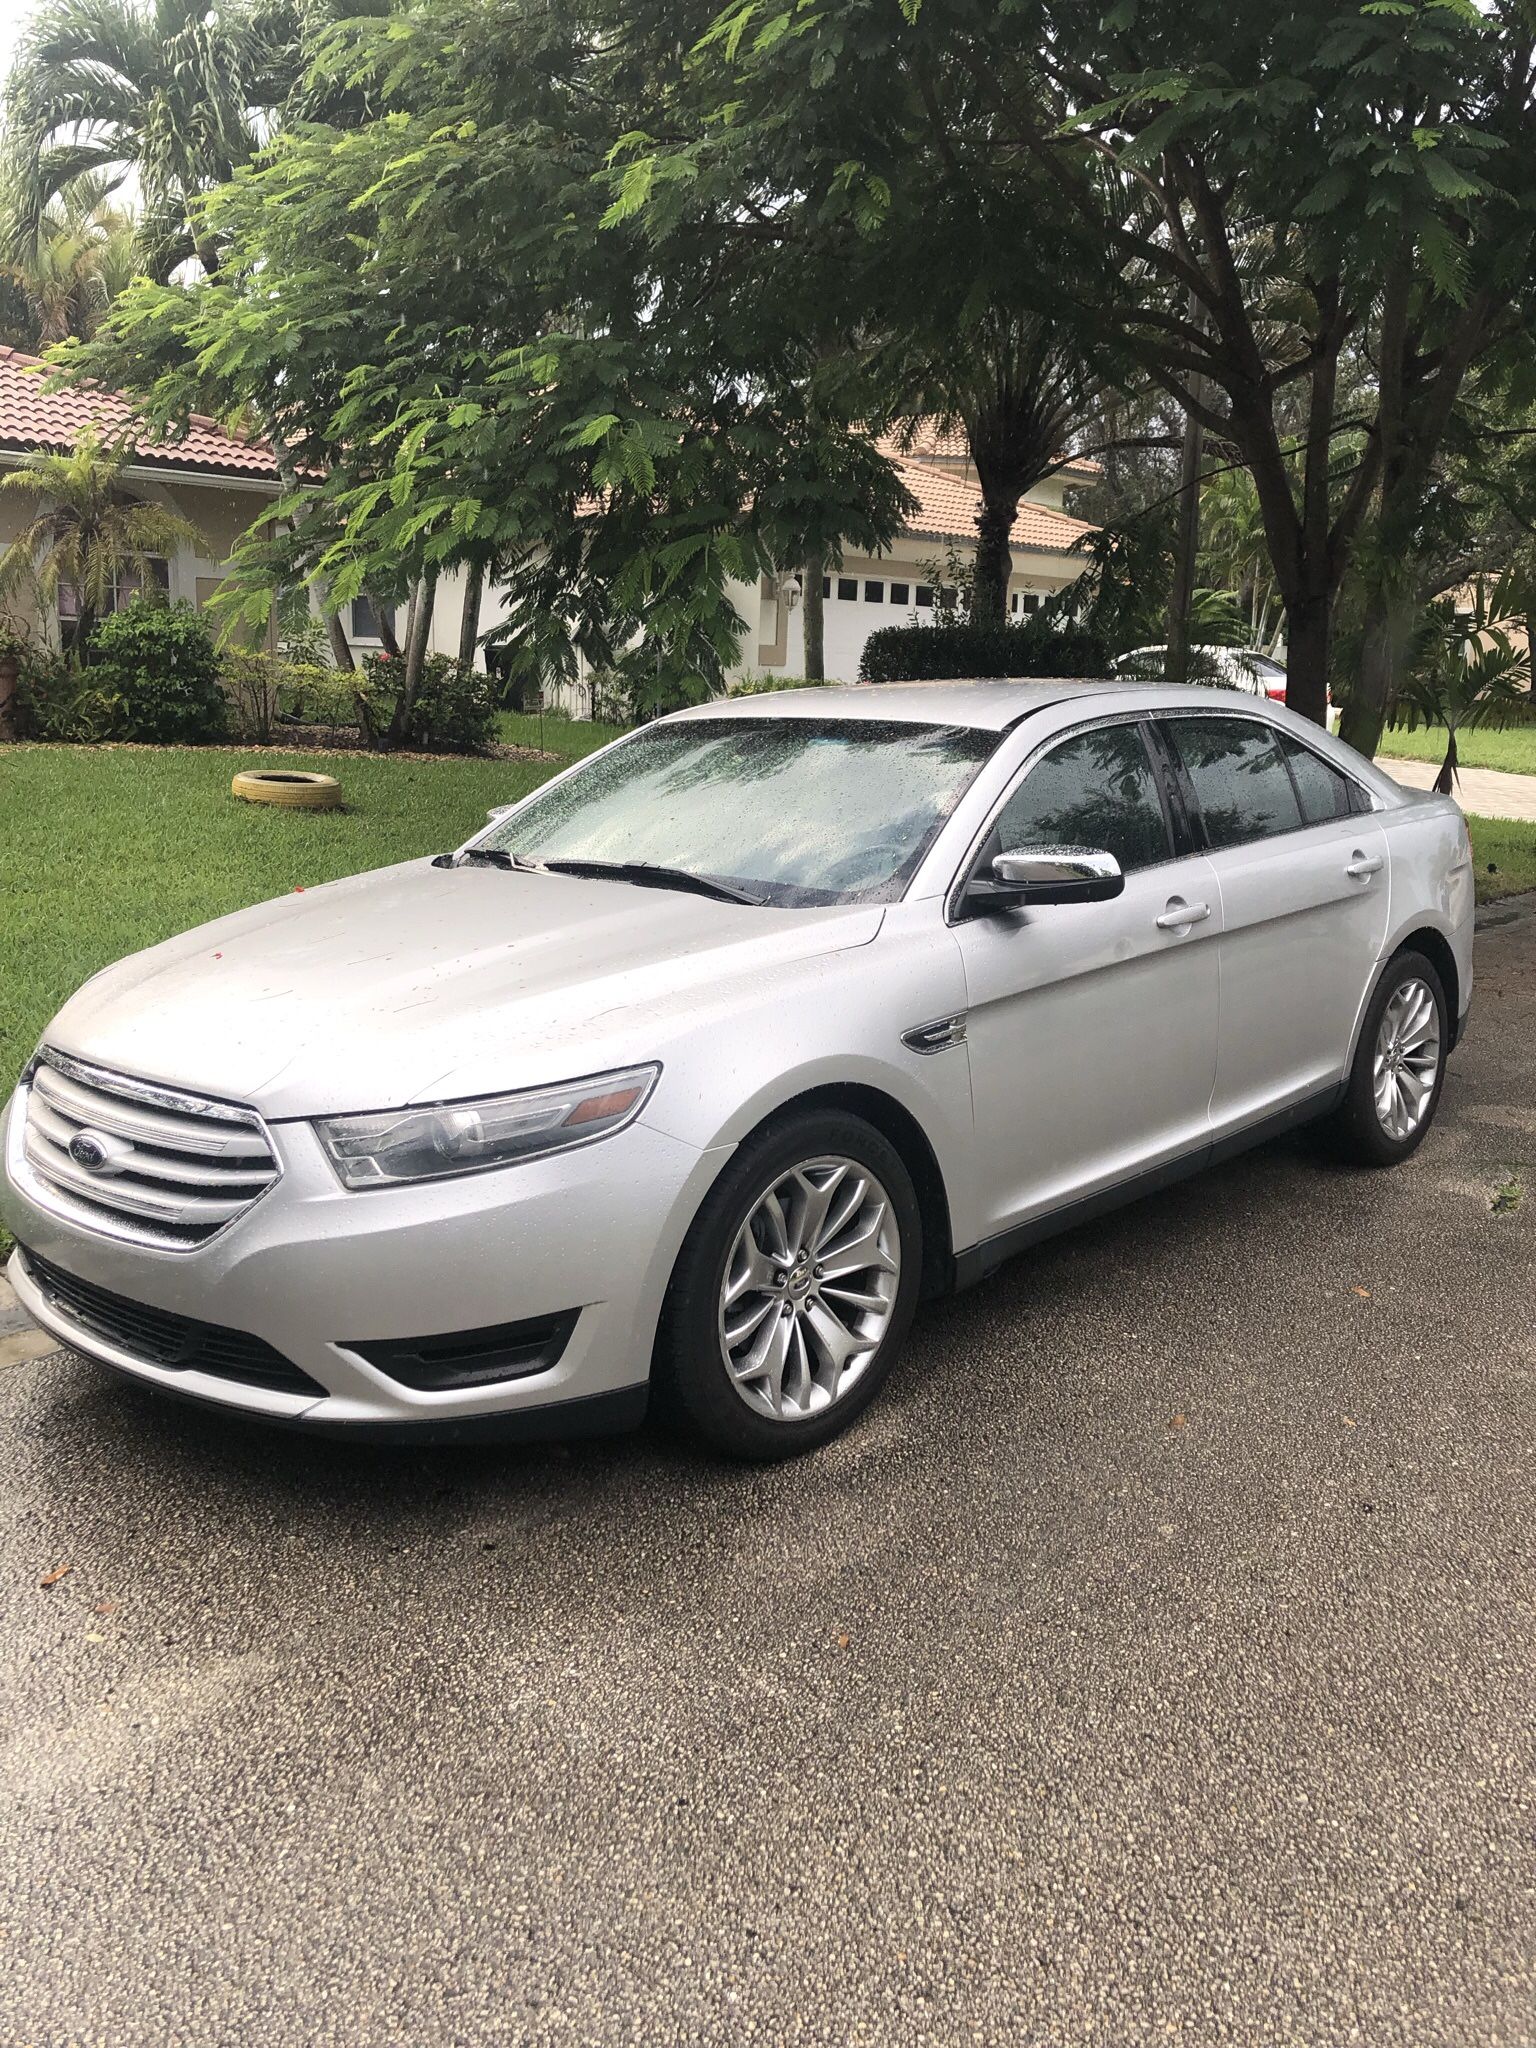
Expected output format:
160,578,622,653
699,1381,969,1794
231,768,342,811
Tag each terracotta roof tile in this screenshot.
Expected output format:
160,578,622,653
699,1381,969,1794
892,455,1098,555
0,346,283,483
875,423,1102,479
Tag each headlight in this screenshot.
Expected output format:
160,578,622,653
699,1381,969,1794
314,1065,659,1189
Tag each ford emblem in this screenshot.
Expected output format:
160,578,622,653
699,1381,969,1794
69,1131,112,1173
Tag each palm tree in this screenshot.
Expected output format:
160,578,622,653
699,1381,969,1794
1,0,276,280
4,176,137,346
1200,466,1284,654
889,311,1099,626
0,435,203,660
1394,579,1533,793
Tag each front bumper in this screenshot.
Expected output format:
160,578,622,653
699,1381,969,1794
2,1084,727,1432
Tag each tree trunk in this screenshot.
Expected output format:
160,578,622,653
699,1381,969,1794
458,559,486,671
262,435,354,672
1283,590,1332,727
802,550,825,680
1436,726,1458,796
324,608,355,671
971,498,1015,626
0,656,17,741
375,602,402,660
386,569,437,749
1338,579,1415,760
1165,407,1204,686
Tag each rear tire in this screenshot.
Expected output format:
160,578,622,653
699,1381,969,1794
654,1110,922,1460
1329,949,1448,1166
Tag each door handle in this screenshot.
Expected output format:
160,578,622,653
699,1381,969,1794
1156,901,1211,930
1346,852,1384,879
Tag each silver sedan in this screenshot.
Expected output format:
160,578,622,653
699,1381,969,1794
2,681,1474,1457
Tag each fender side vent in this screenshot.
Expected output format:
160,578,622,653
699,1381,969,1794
902,1014,968,1055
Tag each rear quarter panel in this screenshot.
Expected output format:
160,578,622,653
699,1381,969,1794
1379,796,1475,1023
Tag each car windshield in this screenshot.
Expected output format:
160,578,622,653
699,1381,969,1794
481,715,999,907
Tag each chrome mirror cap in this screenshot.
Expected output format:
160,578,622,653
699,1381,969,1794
989,845,1124,905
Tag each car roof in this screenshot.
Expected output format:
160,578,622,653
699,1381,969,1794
661,677,1416,807
666,678,1248,732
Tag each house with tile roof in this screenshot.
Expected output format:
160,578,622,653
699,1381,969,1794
0,345,287,649
0,342,1099,687
719,434,1099,689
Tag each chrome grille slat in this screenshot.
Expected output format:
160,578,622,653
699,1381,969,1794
27,1096,274,1186
31,1062,271,1158
24,1134,255,1223
21,1049,281,1251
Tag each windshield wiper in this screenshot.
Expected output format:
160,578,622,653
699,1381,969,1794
538,857,762,906
431,847,540,871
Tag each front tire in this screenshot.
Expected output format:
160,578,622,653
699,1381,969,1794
655,1110,923,1459
1330,949,1448,1166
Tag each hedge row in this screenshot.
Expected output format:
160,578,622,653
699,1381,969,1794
858,619,1109,683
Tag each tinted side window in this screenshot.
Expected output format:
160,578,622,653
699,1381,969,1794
993,723,1171,874
1278,733,1354,824
1165,716,1303,850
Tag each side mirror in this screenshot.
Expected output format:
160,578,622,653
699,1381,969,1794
485,803,517,823
967,845,1124,912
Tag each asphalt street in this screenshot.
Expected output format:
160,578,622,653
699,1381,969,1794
2,908,1534,2048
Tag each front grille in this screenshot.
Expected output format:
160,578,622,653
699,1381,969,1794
18,1245,325,1397
21,1048,279,1251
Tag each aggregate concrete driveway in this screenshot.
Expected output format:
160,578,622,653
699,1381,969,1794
3,913,1534,2048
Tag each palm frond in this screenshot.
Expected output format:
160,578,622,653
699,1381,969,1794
2,0,274,275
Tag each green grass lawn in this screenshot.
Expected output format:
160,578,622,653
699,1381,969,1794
1376,723,1536,777
497,709,629,758
0,744,554,1105
1465,813,1536,902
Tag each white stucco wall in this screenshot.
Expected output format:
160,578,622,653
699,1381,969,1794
729,539,1088,689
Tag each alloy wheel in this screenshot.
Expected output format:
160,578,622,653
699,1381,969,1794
718,1156,901,1421
1372,975,1441,1143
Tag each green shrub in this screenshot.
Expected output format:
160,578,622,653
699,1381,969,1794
221,655,366,744
13,646,122,741
729,673,846,696
858,619,1108,683
408,655,498,751
86,597,227,742
352,652,495,752
272,662,359,735
220,651,280,744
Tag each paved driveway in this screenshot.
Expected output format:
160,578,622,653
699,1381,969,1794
3,911,1534,2048
1376,754,1536,822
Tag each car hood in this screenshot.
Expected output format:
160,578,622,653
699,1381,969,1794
43,859,885,1118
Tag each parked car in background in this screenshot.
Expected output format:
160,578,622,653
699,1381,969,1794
1114,645,1339,726
3,682,1472,1458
